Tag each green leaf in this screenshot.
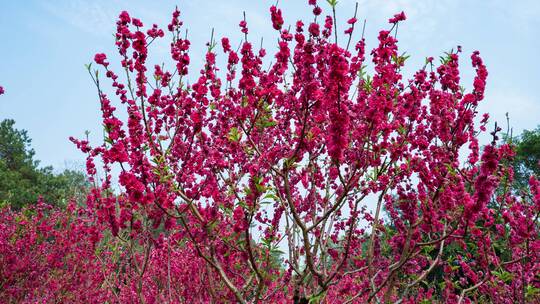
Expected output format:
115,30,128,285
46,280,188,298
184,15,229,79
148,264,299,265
238,200,248,209
255,183,266,193
444,163,457,176
421,245,435,254
492,270,514,283
270,248,285,256
262,120,277,128
308,290,327,303
228,127,242,142
263,193,279,201
363,75,372,93
526,285,540,298
326,0,338,8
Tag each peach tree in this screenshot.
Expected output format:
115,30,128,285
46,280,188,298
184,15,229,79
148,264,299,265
65,1,540,303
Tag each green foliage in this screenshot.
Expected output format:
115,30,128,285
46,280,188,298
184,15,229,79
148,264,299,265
512,125,540,189
492,270,514,283
526,285,540,300
0,119,89,209
228,127,242,142
308,290,327,303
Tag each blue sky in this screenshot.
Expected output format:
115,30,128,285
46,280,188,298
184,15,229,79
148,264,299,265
1,0,539,171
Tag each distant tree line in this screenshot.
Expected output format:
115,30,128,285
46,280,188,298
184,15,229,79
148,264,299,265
0,119,88,209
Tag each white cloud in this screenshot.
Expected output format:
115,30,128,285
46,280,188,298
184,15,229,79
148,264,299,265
40,0,117,37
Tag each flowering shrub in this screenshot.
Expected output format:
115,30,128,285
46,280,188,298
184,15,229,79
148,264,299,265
2,1,540,303
0,201,107,303
0,200,226,303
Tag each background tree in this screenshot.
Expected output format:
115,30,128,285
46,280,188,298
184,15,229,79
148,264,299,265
512,126,540,189
0,119,88,209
